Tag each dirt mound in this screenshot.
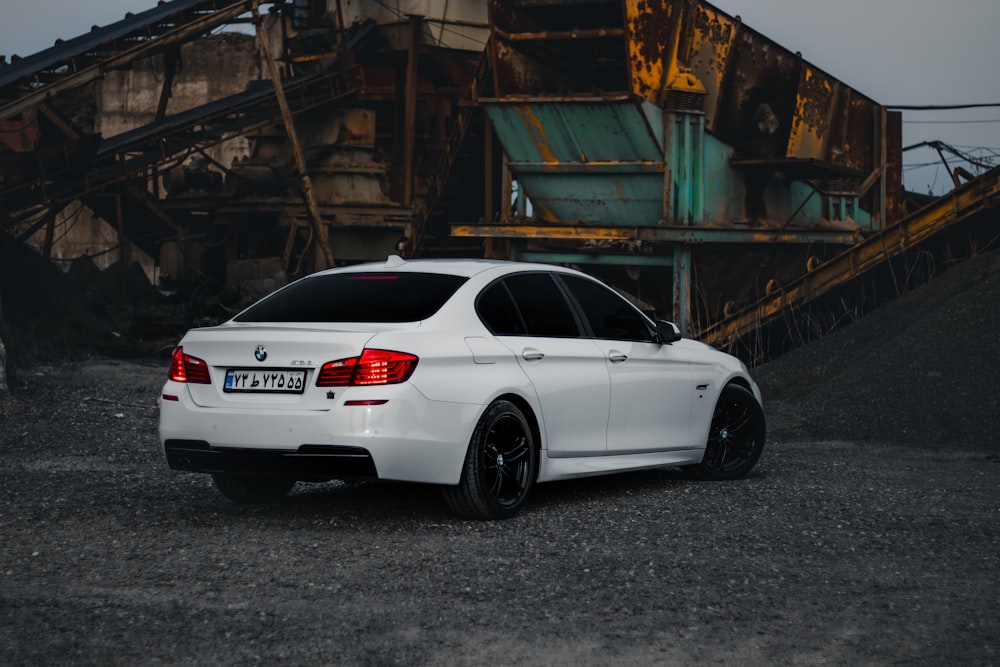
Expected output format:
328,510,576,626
755,244,1000,451
0,233,118,358
0,233,186,373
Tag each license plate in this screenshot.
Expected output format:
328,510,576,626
224,369,307,394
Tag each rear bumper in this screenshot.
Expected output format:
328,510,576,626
164,440,378,480
158,381,484,485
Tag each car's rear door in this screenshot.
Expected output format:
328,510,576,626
478,272,610,457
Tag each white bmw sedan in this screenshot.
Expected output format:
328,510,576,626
159,256,765,519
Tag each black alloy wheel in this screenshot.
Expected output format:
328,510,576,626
686,383,766,481
443,399,537,520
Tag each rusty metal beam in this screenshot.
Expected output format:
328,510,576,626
13,207,53,243
402,15,420,207
37,104,79,140
156,47,181,121
672,244,691,334
510,250,673,267
253,3,333,268
494,27,624,41
484,118,495,233
42,213,55,258
697,168,1000,347
451,223,861,245
123,184,186,236
115,194,131,267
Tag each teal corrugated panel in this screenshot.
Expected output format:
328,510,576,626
483,98,667,225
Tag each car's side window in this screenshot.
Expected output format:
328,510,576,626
560,275,655,342
477,281,526,335
502,273,580,337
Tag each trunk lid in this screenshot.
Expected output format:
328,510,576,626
176,322,397,409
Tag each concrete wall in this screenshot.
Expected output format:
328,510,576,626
96,32,259,157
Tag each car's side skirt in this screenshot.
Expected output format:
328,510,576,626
537,448,706,482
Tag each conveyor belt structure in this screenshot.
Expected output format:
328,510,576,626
0,0,268,122
696,166,1000,351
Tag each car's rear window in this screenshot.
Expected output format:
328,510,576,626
234,272,468,323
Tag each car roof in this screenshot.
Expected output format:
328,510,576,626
316,255,582,279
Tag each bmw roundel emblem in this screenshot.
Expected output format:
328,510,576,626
254,345,268,362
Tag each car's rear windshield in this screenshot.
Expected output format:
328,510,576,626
233,272,468,323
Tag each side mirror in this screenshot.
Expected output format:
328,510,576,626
656,320,682,344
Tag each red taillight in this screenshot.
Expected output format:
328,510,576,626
354,349,418,385
316,356,358,386
168,347,211,384
316,349,418,387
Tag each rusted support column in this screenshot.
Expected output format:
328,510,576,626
42,213,56,258
501,153,512,221
884,110,904,225
483,117,498,258
334,0,347,55
253,4,334,269
484,117,494,224
672,244,691,335
876,106,887,231
281,214,298,271
156,47,180,121
116,193,131,268
402,15,421,206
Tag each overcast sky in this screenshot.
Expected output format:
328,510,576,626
1,0,998,195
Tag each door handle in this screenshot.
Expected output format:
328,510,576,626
522,348,545,361
608,350,628,363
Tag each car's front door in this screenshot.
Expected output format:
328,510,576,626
558,275,693,453
601,339,693,452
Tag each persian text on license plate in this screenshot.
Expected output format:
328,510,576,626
224,369,306,394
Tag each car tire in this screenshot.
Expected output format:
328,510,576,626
211,473,295,503
443,399,537,520
684,383,766,481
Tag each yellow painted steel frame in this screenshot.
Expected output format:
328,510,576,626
451,223,860,245
697,170,1000,348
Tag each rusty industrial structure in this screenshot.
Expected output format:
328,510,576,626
1,0,998,360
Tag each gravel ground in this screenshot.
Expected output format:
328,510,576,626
1,250,998,666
